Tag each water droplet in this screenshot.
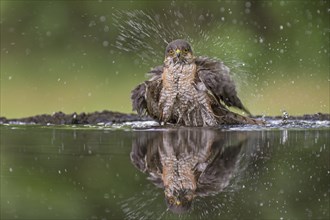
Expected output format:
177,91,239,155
104,193,110,199
102,41,109,47
88,20,96,27
198,15,205,21
104,25,109,32
99,16,106,22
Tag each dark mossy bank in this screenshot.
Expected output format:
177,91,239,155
0,111,329,125
0,111,150,125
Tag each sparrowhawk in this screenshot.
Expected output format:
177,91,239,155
131,39,262,126
130,128,246,213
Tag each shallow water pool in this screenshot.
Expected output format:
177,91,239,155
1,123,329,219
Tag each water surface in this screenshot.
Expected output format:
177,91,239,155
1,124,329,219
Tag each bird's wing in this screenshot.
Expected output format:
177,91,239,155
131,65,163,116
195,141,243,196
147,65,163,77
196,57,251,115
131,82,147,115
130,132,164,188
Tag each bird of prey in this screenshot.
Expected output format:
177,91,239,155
131,39,263,126
130,128,247,213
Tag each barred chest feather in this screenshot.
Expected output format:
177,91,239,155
159,62,218,126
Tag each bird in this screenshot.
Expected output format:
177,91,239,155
130,128,247,213
131,39,263,126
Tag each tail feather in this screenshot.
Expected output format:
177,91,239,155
217,111,264,125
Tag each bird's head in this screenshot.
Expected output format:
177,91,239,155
164,39,194,64
164,187,194,214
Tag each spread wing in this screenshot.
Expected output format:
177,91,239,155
196,57,251,115
131,65,163,117
131,83,147,115
196,141,243,196
130,132,164,188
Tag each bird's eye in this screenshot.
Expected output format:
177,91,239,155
183,48,189,54
168,50,175,55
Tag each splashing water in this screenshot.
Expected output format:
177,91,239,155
111,6,250,90
108,119,330,130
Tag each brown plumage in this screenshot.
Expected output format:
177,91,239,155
130,128,246,213
131,39,263,126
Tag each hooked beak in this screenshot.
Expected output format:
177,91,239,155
175,49,181,58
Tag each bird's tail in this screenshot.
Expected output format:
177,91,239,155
214,108,265,125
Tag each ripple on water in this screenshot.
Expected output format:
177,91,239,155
116,119,330,131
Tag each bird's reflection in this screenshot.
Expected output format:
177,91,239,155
130,128,248,214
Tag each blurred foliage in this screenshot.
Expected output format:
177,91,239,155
1,0,329,117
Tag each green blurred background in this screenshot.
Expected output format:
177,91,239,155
1,0,329,118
